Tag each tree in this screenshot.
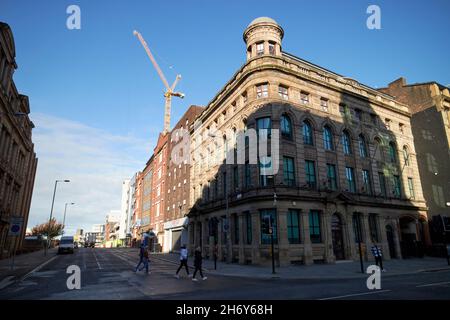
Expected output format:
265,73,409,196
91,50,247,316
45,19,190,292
31,218,64,240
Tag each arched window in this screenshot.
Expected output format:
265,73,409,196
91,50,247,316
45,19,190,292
388,142,397,163
280,114,292,139
403,146,410,166
303,121,313,146
323,126,334,151
358,134,368,158
342,130,352,155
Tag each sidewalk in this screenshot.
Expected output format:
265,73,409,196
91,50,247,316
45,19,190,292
0,248,58,289
151,251,450,280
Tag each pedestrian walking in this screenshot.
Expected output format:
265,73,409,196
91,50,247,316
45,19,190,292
135,243,146,272
174,244,190,278
371,242,385,272
192,246,207,281
138,246,150,274
213,244,218,270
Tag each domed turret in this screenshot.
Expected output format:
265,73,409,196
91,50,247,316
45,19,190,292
243,17,284,61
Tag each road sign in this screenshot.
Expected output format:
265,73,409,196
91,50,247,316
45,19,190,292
8,216,23,237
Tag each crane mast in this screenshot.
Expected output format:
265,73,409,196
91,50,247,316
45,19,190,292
133,30,184,134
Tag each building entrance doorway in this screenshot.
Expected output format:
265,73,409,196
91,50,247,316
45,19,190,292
331,213,345,260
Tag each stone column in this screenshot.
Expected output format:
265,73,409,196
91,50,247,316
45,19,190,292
362,213,373,262
277,209,290,266
393,219,403,259
378,215,390,260
300,210,313,265
323,212,336,264
202,218,208,258
238,212,245,264
251,210,261,264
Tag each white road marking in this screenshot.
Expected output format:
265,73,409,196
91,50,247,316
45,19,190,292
92,250,103,270
319,289,392,300
0,276,16,290
416,281,450,288
21,255,58,281
110,251,136,268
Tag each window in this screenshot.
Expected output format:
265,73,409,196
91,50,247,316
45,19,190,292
259,156,274,187
245,212,252,244
260,209,277,244
244,161,251,188
358,134,368,158
303,121,314,146
320,98,329,111
378,172,387,197
403,146,410,167
268,42,275,55
327,164,337,191
369,214,379,242
345,167,356,193
323,126,334,150
354,109,362,121
283,157,295,187
309,210,322,243
233,166,239,190
287,210,301,244
305,160,316,189
256,42,264,55
342,131,352,155
256,83,268,98
362,169,372,195
257,117,271,139
300,91,309,104
280,114,292,139
388,142,397,163
223,172,227,198
408,177,415,199
278,85,289,100
352,213,362,242
393,175,401,198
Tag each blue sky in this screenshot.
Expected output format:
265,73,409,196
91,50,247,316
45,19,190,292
1,0,449,234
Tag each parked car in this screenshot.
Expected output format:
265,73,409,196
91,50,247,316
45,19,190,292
58,236,75,254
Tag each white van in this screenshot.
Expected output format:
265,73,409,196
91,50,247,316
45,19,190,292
58,236,75,254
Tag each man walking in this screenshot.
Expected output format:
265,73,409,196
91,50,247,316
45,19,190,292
174,244,190,278
135,243,146,272
192,246,207,281
371,242,385,272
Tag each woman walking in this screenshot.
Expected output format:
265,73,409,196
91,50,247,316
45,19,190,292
175,245,190,278
192,246,207,281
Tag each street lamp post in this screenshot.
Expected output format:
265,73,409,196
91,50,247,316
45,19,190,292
46,179,70,254
62,202,75,236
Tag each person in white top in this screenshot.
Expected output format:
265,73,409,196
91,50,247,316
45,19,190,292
174,244,190,278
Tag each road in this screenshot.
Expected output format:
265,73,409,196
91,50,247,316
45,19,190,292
0,247,449,300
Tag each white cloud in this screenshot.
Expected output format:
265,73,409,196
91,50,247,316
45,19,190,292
27,113,155,235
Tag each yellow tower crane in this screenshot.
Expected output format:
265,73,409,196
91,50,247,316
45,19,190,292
133,30,184,135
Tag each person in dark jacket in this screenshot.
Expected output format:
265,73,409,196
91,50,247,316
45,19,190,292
135,243,146,272
371,241,386,272
192,246,207,281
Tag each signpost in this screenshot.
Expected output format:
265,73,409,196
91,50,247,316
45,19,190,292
8,216,23,271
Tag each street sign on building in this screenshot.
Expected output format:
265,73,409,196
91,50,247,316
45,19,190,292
8,216,23,237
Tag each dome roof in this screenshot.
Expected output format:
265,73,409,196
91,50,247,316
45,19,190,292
247,17,278,28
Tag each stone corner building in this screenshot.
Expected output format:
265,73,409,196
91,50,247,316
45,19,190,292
187,17,430,266
379,78,450,243
0,22,38,258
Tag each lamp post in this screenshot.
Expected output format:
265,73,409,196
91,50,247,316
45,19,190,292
46,179,70,254
62,202,75,236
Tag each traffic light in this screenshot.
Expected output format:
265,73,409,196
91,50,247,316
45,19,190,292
262,215,271,234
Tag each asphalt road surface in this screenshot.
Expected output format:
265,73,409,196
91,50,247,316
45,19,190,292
1,247,449,300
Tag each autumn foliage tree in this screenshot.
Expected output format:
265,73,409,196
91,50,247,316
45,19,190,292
31,218,64,240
